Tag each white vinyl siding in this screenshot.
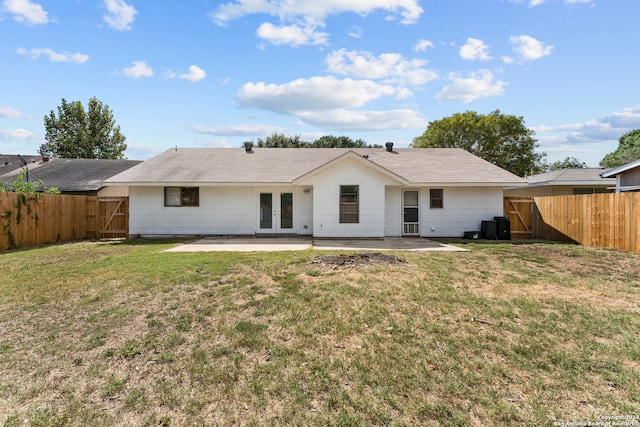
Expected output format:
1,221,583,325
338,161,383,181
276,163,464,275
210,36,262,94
420,187,504,237
300,157,396,238
129,186,313,237
384,186,402,237
130,186,255,236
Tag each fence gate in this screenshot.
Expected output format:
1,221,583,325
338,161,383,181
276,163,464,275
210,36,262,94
504,197,533,239
98,197,129,239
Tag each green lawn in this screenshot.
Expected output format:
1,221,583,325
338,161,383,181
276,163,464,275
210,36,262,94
0,239,639,426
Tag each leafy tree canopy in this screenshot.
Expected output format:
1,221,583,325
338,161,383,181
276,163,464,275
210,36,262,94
600,129,640,168
547,156,588,171
253,133,381,148
40,97,127,159
412,110,545,177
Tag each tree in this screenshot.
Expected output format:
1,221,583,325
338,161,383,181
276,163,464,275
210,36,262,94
548,156,587,171
40,97,127,159
253,133,381,148
600,129,640,168
412,110,545,177
255,133,307,148
312,135,380,148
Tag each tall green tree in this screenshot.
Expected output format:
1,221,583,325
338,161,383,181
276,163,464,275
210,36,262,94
548,156,587,171
40,97,127,159
253,133,380,148
312,135,380,148
600,129,640,168
255,133,307,148
412,110,545,177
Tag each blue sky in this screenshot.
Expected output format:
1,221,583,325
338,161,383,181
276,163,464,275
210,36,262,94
1,0,639,167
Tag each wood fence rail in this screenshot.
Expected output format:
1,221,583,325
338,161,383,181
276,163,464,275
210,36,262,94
505,193,640,253
0,193,128,251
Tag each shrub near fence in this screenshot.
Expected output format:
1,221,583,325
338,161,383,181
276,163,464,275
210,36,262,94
532,193,640,253
0,193,96,251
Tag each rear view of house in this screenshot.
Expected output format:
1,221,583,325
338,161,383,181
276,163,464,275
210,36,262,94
104,145,524,238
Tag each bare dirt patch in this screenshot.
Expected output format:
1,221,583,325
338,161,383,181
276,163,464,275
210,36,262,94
310,252,406,269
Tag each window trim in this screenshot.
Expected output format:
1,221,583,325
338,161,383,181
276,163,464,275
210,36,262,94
339,185,359,224
430,188,443,209
164,187,199,207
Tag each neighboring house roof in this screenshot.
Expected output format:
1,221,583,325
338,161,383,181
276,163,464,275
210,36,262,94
105,147,524,186
0,156,142,193
524,168,614,187
600,158,640,178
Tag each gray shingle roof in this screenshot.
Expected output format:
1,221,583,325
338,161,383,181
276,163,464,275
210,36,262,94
0,157,142,192
525,168,614,186
105,147,524,186
600,158,640,177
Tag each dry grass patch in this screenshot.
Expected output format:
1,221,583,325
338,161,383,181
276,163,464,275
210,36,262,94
0,240,639,426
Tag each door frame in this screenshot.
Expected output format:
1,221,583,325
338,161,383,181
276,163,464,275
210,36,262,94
402,189,420,236
257,188,296,234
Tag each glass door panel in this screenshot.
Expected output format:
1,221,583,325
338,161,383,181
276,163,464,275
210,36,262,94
280,193,293,229
260,193,273,229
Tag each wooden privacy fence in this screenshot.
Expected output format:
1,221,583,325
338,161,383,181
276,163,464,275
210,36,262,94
87,197,129,239
505,193,640,252
504,197,533,239
0,193,129,251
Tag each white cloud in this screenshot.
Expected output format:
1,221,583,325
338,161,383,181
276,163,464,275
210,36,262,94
0,128,34,140
347,25,362,39
509,35,553,60
0,106,24,119
414,39,434,52
178,65,206,82
602,105,640,128
122,61,153,78
212,0,422,46
459,38,492,61
212,0,423,26
237,76,404,115
3,0,47,25
103,0,137,31
16,47,89,63
436,69,506,103
325,49,437,86
192,124,286,136
533,105,640,145
507,0,593,6
298,109,427,131
256,22,329,46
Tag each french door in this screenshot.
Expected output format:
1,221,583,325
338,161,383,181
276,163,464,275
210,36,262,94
259,189,294,233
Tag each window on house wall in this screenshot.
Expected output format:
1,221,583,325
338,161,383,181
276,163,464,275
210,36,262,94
340,185,359,223
165,187,199,207
430,189,443,209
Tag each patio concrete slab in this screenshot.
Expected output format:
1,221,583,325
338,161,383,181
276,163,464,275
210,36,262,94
164,237,467,252
313,238,467,252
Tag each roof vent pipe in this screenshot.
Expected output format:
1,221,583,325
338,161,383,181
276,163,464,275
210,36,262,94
244,142,254,153
385,142,394,152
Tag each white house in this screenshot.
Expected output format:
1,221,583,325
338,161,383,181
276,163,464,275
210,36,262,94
104,145,524,238
600,158,640,192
